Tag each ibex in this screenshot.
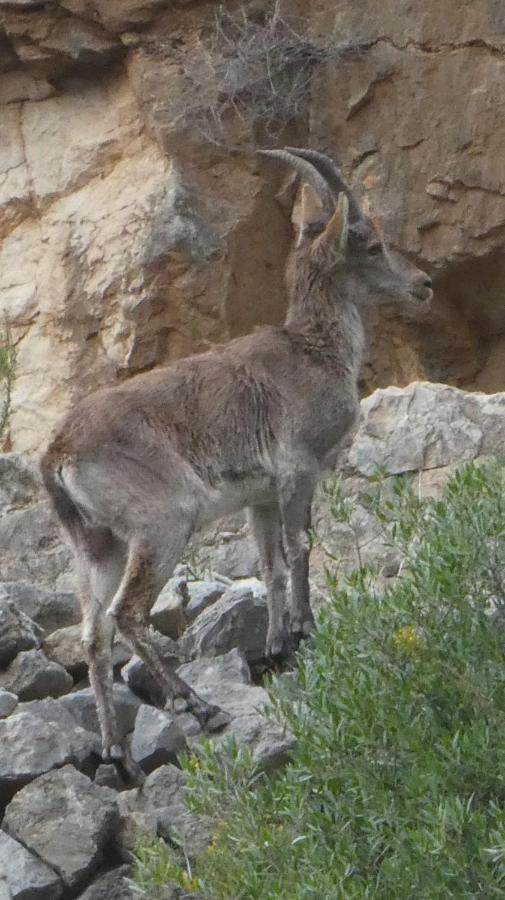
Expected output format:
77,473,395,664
41,148,433,780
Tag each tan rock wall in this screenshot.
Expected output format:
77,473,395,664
1,0,505,452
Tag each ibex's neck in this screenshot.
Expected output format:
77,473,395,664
283,274,366,379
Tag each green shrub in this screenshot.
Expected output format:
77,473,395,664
135,460,505,899
0,322,16,443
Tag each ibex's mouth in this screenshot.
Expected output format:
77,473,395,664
410,286,433,304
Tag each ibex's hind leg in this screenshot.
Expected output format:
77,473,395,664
279,473,316,645
107,536,230,732
78,544,144,783
248,502,289,659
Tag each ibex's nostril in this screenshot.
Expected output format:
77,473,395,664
422,276,433,289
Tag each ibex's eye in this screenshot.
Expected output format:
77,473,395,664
367,242,383,256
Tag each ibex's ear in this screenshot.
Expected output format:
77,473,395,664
293,182,324,245
320,192,349,252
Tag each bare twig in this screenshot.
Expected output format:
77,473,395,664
146,4,367,148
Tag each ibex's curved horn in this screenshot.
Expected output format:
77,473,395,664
257,148,334,215
284,147,363,222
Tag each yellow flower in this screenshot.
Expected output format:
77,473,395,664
181,871,200,891
393,625,422,650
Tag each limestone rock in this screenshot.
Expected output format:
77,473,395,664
0,501,72,590
185,580,226,620
178,650,296,771
0,710,99,800
3,766,118,892
44,624,130,676
150,576,187,639
121,632,183,704
117,764,210,857
130,704,187,773
0,649,73,701
181,580,268,664
0,598,42,668
203,535,261,580
77,865,137,900
0,690,17,718
347,383,505,476
60,683,141,736
0,454,41,515
0,582,80,635
0,830,63,900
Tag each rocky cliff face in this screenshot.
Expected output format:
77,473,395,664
1,0,504,452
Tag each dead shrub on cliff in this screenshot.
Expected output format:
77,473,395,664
149,3,366,147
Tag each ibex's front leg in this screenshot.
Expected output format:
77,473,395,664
248,502,289,659
107,538,230,737
279,473,316,645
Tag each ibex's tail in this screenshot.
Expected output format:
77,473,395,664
41,453,88,546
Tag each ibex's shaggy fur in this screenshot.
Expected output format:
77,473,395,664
41,148,432,780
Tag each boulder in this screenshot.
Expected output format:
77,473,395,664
121,632,183,704
3,766,118,893
0,454,41,516
0,830,63,900
76,865,137,900
117,764,210,857
178,650,296,772
0,582,80,635
347,383,505,477
181,579,268,664
150,576,187,639
185,580,225,621
0,650,73,701
60,683,141,736
0,598,42,668
0,690,17,719
0,705,99,800
130,705,187,774
44,624,130,677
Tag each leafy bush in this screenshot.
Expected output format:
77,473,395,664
0,322,16,443
135,460,505,899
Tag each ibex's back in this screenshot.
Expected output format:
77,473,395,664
42,148,432,782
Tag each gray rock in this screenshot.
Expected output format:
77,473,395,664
205,535,260,579
3,766,118,892
0,650,73,701
44,625,130,677
179,650,295,771
131,705,187,773
150,577,187,639
0,830,63,899
0,690,17,719
121,632,183,704
0,454,41,516
77,865,137,900
0,706,99,799
181,580,268,664
346,383,505,477
117,764,210,857
0,598,42,668
60,684,141,736
185,580,225,620
0,501,72,589
0,582,80,635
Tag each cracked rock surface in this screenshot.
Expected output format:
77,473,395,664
2,0,505,454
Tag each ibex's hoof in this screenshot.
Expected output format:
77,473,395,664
289,615,315,644
103,743,145,787
266,628,291,661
